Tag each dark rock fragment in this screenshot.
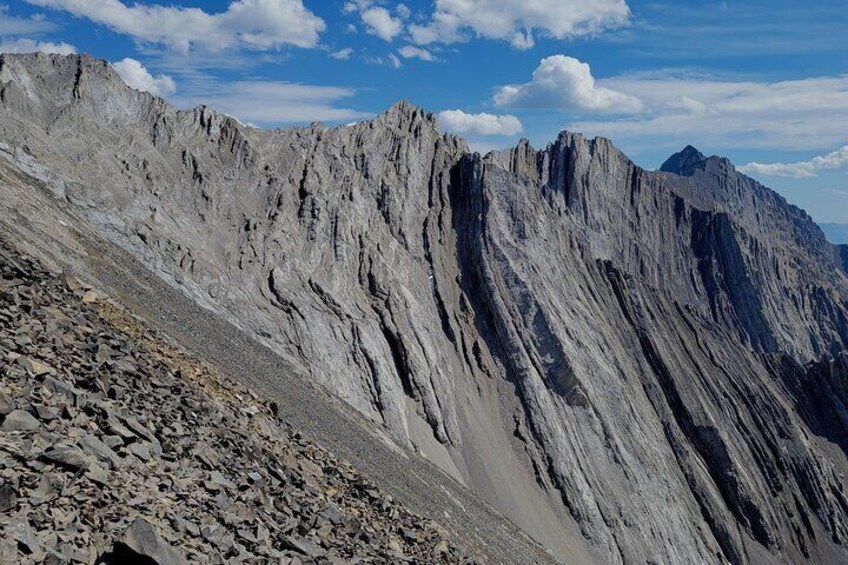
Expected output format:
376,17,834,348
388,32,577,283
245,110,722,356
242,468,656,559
0,482,17,512
100,518,186,565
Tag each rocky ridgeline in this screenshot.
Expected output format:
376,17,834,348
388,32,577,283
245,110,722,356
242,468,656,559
2,53,848,563
0,242,470,564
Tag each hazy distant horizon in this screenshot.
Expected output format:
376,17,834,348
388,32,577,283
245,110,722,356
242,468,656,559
821,222,848,245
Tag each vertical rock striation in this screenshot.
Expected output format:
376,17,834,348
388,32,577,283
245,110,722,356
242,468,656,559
1,53,848,564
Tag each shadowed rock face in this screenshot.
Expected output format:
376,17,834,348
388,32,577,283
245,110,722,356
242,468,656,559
2,53,848,564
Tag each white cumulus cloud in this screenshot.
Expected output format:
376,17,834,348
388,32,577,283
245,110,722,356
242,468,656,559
494,55,644,113
360,6,403,41
112,58,176,97
26,0,326,52
410,0,630,49
739,146,848,178
439,110,523,136
0,38,76,55
398,45,434,61
344,1,406,42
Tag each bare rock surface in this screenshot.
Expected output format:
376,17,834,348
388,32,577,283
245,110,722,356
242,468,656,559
0,52,847,563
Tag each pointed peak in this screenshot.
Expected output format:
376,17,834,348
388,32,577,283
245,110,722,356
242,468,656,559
680,145,706,160
389,99,416,111
382,100,431,120
660,145,707,176
515,138,535,151
374,100,439,132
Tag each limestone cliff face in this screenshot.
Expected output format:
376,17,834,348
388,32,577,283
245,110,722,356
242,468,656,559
2,53,848,564
460,137,848,563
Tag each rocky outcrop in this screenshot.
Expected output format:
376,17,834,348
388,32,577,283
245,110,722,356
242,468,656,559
1,53,847,564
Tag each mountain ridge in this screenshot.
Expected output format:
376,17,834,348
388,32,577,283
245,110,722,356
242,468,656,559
2,52,848,564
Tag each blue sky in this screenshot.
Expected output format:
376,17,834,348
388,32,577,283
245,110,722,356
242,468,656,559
1,0,847,230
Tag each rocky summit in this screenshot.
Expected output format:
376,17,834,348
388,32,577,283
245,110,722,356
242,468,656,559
0,52,847,564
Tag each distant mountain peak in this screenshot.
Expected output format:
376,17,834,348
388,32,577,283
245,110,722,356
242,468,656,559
659,145,707,176
380,100,437,126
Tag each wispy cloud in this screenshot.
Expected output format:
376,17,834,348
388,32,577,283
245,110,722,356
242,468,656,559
172,77,370,125
562,70,848,152
26,0,326,53
739,146,848,178
608,2,848,59
410,0,630,50
397,45,434,62
330,47,354,60
0,5,58,35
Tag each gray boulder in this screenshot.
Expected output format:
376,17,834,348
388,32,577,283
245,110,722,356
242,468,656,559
1,409,40,432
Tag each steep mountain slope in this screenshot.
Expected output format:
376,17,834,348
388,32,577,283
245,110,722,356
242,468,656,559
0,240,470,564
1,53,848,564
0,158,556,565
